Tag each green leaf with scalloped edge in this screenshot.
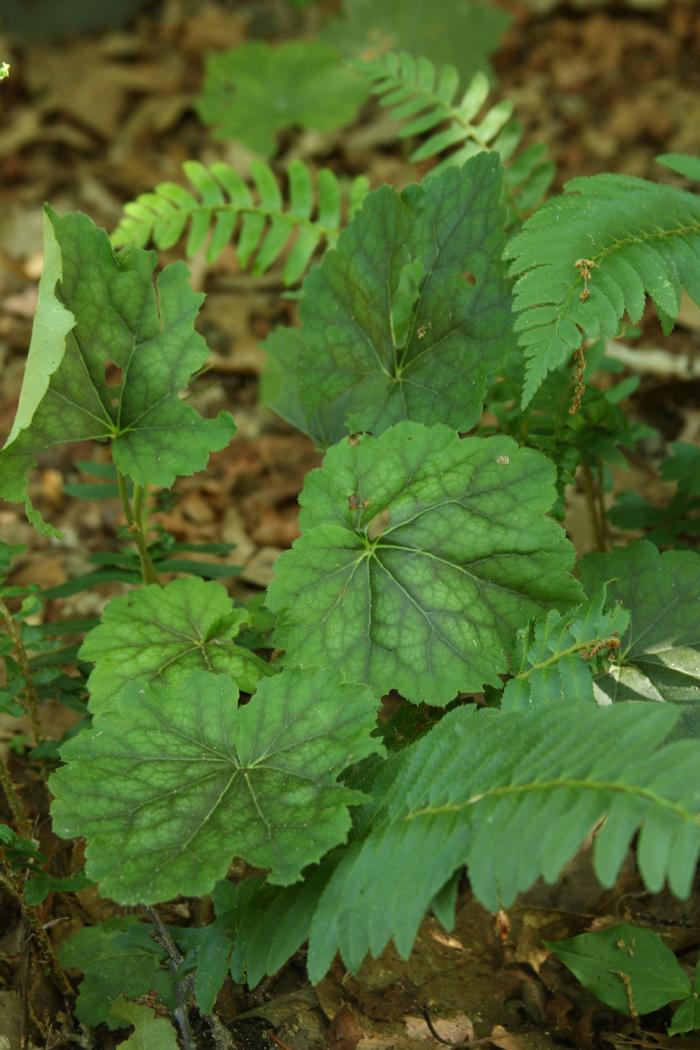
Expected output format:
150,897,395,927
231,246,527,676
267,422,581,705
197,40,367,156
265,154,512,446
79,576,272,714
50,668,383,904
58,918,175,1029
321,0,509,83
0,208,234,519
109,998,179,1049
580,542,700,735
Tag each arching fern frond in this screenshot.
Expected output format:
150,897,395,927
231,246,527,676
195,701,700,987
506,160,700,406
112,159,369,285
305,701,700,979
358,51,555,225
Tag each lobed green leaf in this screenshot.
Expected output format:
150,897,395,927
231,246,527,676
321,0,509,83
265,155,513,445
80,576,272,713
268,422,581,704
196,40,367,156
0,209,235,522
50,668,383,903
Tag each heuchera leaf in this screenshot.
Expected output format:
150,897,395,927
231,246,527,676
196,40,367,156
50,668,383,904
0,208,235,514
549,924,691,1017
580,542,700,732
267,422,581,705
79,576,272,713
109,998,179,1049
265,155,512,446
58,918,175,1029
321,0,510,83
501,587,630,710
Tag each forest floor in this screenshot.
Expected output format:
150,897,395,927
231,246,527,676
0,1,700,1047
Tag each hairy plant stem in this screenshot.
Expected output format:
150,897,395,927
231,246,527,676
0,599,45,746
143,906,196,1050
581,462,609,553
116,472,160,585
0,855,73,999
596,461,612,552
0,752,33,839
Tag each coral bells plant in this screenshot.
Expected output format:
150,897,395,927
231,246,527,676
1,46,700,1043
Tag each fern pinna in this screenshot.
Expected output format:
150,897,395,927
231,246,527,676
358,50,555,225
506,154,700,407
112,158,368,284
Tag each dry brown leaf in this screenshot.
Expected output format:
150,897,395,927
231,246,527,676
328,1004,367,1050
429,928,466,951
489,1024,525,1049
240,546,282,587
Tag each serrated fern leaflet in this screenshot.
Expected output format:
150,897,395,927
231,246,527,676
358,51,555,225
112,159,368,284
506,158,700,406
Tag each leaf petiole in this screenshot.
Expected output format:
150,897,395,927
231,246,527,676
116,471,160,586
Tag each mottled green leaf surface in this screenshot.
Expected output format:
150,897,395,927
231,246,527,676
80,576,271,713
266,155,513,446
322,0,509,83
502,588,629,710
0,209,234,511
268,422,581,704
581,542,700,733
58,918,174,1029
197,40,367,155
109,999,179,1049
50,669,382,903
549,924,690,1016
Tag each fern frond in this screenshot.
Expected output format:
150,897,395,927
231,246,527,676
112,159,369,285
506,163,700,406
358,51,555,224
305,702,700,979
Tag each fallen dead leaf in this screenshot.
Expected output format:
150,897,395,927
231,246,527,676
240,546,282,587
327,1004,366,1050
429,928,465,951
489,1024,525,1049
